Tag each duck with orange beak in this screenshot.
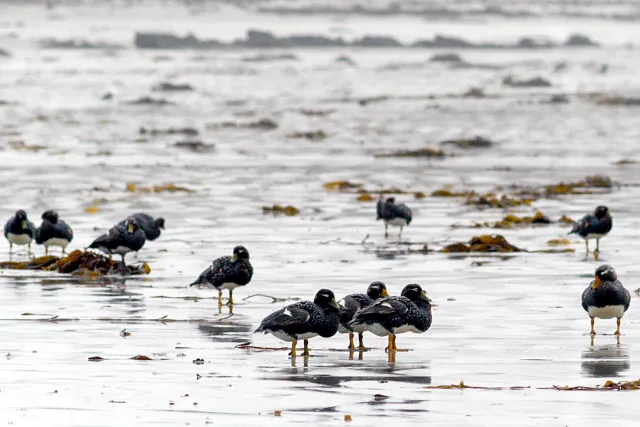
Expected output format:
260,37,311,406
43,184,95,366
582,264,630,335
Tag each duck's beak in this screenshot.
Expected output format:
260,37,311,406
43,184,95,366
420,290,432,302
231,254,238,262
381,288,389,298
127,224,134,233
592,276,601,289
330,298,340,310
21,220,27,229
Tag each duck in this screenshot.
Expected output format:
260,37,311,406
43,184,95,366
348,284,431,352
118,213,165,241
376,196,412,238
88,217,146,264
189,245,253,306
569,206,612,254
4,209,36,254
35,210,73,255
254,289,340,357
582,264,630,336
339,281,388,350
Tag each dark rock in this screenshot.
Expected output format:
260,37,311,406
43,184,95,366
285,35,345,47
241,53,298,62
134,32,223,49
245,30,285,48
152,82,194,92
126,97,174,106
287,130,327,141
516,37,554,48
335,55,356,65
140,127,199,136
432,35,473,48
40,39,124,49
441,136,493,149
430,53,462,62
463,87,485,98
174,140,214,153
207,118,278,131
0,47,10,57
548,94,569,104
354,36,402,47
503,76,551,88
565,34,598,47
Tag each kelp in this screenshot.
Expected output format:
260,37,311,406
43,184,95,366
287,130,327,141
375,148,447,158
0,250,150,276
126,182,195,193
474,212,552,229
441,235,522,253
262,205,300,216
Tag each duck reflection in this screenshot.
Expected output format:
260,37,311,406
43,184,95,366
581,338,629,378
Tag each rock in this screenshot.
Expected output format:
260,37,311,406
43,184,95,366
0,47,10,57
207,118,278,131
241,53,298,62
245,30,285,48
286,35,345,47
335,55,356,65
548,94,569,104
126,97,174,106
463,87,485,98
287,130,327,141
174,140,214,153
441,136,493,149
134,32,222,49
430,53,463,62
503,76,551,88
39,39,124,49
152,82,194,92
565,34,598,47
354,36,402,47
516,37,553,48
140,127,199,136
413,35,474,48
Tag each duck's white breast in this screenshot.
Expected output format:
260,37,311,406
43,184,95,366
588,305,625,319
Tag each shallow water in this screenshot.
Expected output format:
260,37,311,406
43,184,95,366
1,4,639,426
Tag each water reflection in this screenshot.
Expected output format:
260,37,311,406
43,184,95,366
581,339,629,378
196,319,253,344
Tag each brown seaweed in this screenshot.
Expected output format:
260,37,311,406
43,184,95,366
0,250,150,276
441,235,522,253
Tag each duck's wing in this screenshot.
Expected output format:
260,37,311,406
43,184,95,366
376,199,384,220
255,303,312,333
569,214,595,236
350,297,410,326
394,204,412,224
581,285,592,312
189,256,232,287
57,220,73,241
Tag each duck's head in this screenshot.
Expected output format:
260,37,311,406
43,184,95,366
125,217,140,233
593,264,617,289
231,245,249,262
42,210,58,224
155,217,165,229
594,206,609,219
401,284,431,304
314,289,340,312
367,281,389,299
15,210,28,228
